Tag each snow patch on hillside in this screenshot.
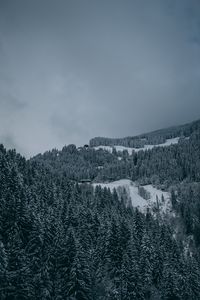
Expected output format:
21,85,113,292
93,179,146,208
97,166,104,169
92,179,171,216
94,137,180,155
143,184,171,214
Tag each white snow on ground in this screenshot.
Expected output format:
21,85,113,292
143,184,171,214
92,179,171,216
94,137,180,155
93,179,147,208
97,166,104,169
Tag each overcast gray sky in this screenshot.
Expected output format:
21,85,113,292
0,0,200,157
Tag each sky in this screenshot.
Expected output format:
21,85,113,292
0,0,200,157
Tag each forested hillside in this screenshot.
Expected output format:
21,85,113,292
90,119,200,148
1,119,200,299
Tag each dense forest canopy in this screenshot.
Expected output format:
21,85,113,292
0,119,200,299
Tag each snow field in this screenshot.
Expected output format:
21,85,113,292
92,179,171,216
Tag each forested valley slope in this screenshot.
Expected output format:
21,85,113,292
0,119,200,299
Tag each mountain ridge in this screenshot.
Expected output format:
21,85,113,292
89,118,200,148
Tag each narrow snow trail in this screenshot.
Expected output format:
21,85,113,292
94,137,180,155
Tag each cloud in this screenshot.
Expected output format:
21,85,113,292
0,0,200,156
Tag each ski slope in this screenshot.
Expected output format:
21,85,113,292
94,137,180,155
92,179,171,215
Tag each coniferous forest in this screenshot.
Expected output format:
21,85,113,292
1,119,200,299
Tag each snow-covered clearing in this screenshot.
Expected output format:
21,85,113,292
92,179,171,216
94,137,180,155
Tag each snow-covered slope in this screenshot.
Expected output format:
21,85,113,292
93,179,146,208
94,137,180,155
92,179,171,216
